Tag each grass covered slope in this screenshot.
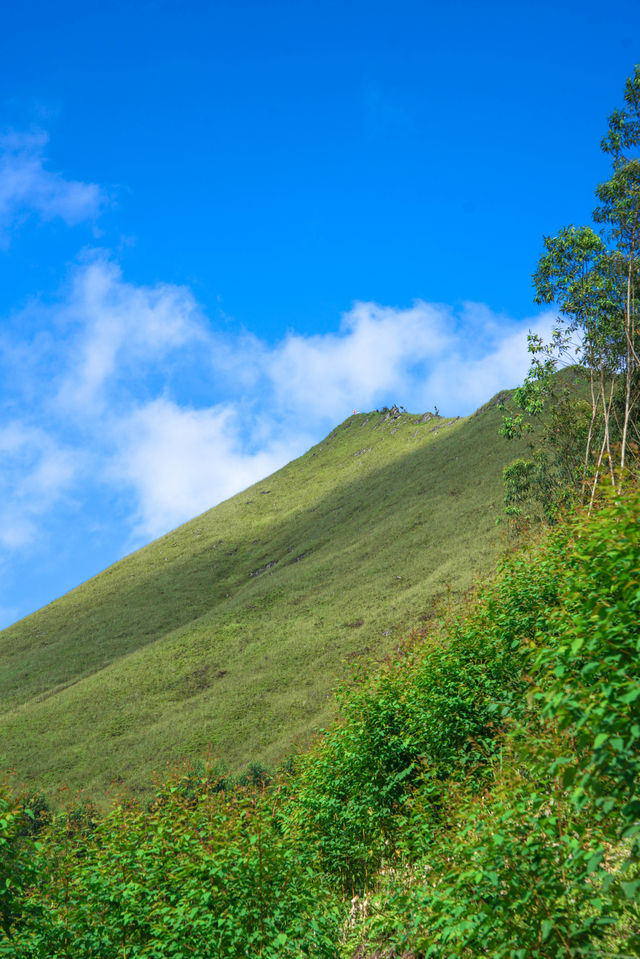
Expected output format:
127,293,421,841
0,399,518,799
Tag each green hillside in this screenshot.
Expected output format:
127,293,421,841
0,397,520,801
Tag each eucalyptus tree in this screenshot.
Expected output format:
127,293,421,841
503,65,640,515
594,65,640,476
532,226,625,503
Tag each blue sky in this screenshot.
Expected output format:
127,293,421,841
0,0,639,627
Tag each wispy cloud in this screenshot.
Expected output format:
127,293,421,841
55,253,207,414
0,131,105,243
0,423,80,548
0,254,554,549
422,311,559,413
263,300,455,420
110,399,300,540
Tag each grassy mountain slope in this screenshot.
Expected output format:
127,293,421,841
0,399,519,801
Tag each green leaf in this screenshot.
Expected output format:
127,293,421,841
621,879,640,900
541,919,554,941
587,851,603,873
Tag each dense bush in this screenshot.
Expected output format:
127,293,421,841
10,781,341,958
0,787,38,943
286,544,557,891
344,490,640,957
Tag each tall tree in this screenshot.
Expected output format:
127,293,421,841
502,66,640,517
595,65,640,476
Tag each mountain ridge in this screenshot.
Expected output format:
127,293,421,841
0,395,523,801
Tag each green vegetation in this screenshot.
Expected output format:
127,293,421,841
2,485,639,957
0,400,521,801
501,66,640,521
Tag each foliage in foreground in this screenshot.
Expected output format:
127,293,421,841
2,490,640,957
347,490,640,957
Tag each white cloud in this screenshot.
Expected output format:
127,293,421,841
1,253,559,550
0,131,105,242
0,423,80,548
111,399,301,540
245,299,555,421
99,295,555,541
265,300,455,419
56,254,207,412
421,307,560,413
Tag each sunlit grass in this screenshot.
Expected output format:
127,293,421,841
0,398,523,802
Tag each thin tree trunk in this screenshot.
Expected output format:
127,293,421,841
588,375,609,513
589,375,617,511
603,375,617,489
621,239,635,470
589,429,609,514
582,366,598,504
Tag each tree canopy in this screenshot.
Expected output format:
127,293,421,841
502,65,640,520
